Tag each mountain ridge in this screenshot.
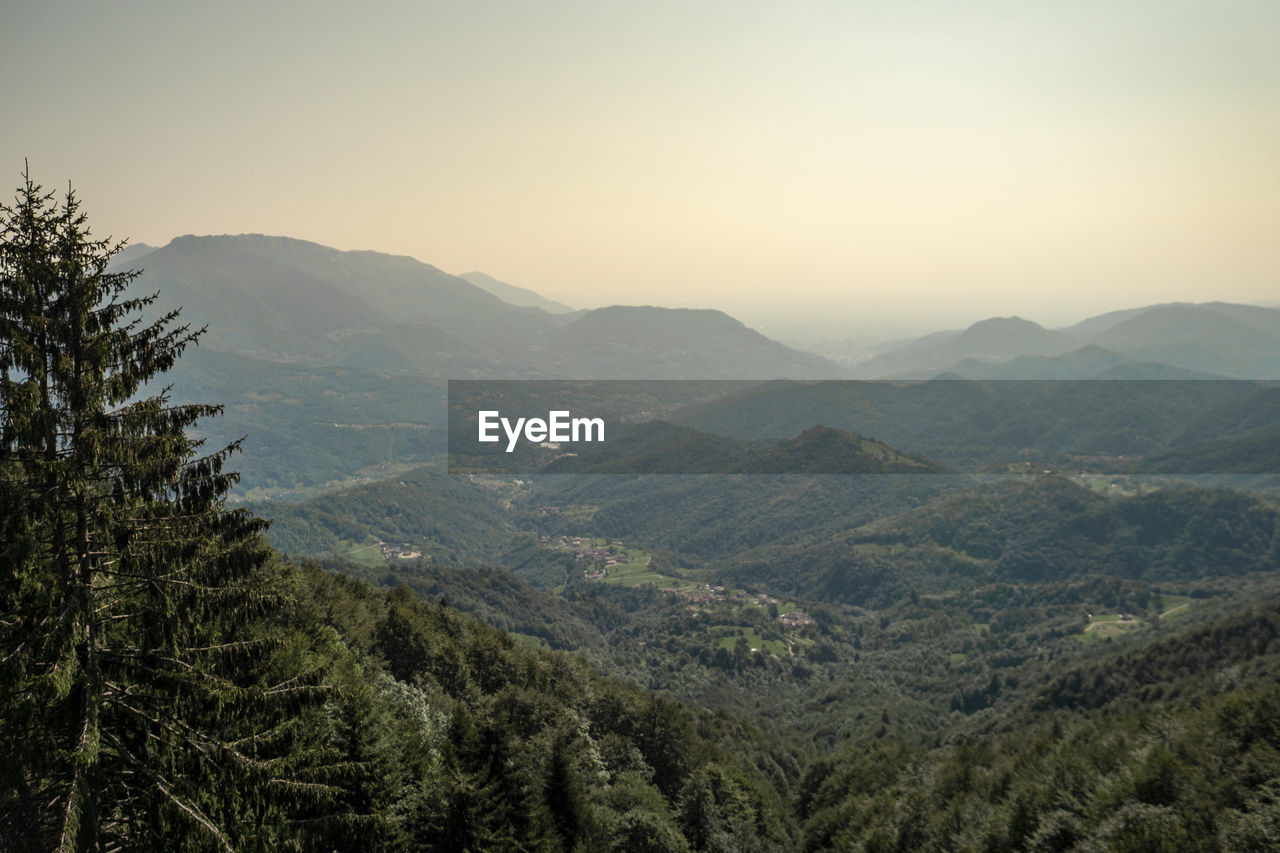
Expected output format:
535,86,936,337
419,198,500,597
854,302,1280,379
114,233,846,380
459,270,576,314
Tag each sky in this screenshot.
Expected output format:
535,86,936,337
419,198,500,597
3,1,1278,335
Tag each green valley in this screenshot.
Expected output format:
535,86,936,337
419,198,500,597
6,167,1280,851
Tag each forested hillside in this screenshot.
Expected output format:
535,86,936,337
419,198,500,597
284,562,801,851
799,597,1280,851
245,439,1280,851
6,173,1280,851
0,180,796,850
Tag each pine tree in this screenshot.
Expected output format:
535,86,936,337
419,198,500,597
0,167,325,850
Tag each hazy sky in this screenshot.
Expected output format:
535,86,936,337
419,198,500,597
3,1,1278,333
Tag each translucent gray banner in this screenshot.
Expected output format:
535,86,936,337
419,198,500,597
447,379,1280,476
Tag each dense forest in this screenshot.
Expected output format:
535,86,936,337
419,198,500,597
0,173,794,850
5,175,1280,851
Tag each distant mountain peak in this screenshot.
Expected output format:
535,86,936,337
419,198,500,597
576,304,748,328
556,305,847,378
958,315,1059,338
108,241,158,268
972,314,1036,326
854,313,1071,377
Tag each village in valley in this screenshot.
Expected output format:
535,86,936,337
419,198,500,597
379,542,422,561
538,528,816,656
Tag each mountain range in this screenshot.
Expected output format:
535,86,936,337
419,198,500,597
109,234,1277,496
118,234,1279,386
115,234,842,380
851,303,1280,379
110,234,842,495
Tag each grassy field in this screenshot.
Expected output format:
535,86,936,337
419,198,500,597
1070,473,1165,497
336,538,387,569
602,560,670,587
510,632,551,650
1079,594,1194,643
1158,593,1193,620
598,547,685,587
1082,613,1140,642
712,627,789,657
559,537,692,589
559,504,599,524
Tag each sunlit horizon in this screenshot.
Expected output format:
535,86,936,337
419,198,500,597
5,2,1277,336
